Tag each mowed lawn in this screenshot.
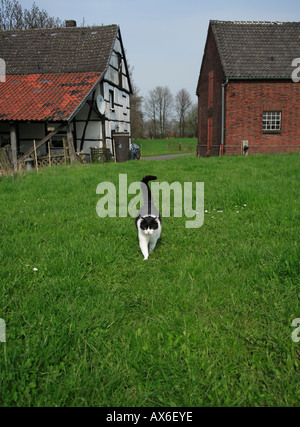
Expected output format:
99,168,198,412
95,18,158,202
133,138,197,157
0,153,299,407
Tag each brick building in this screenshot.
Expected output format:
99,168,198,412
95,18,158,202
196,21,300,157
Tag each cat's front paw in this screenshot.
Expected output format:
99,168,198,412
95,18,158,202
143,257,148,261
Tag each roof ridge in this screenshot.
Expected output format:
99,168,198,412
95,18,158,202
0,24,118,33
210,20,299,25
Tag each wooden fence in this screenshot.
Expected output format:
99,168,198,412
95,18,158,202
167,141,195,152
0,140,112,176
0,139,81,175
90,147,112,163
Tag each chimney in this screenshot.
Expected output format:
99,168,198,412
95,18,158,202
65,20,77,28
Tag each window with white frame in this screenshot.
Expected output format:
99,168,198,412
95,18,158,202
263,111,281,133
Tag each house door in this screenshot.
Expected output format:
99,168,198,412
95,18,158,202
113,132,130,162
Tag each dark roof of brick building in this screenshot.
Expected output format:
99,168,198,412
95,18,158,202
210,20,300,78
0,25,118,75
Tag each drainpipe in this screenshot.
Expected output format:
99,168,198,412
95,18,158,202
221,78,228,156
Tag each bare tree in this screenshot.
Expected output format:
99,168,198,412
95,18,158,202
130,82,144,139
0,0,22,29
23,2,63,29
186,104,198,138
127,63,144,139
144,86,173,138
144,88,158,138
175,89,192,138
0,0,63,30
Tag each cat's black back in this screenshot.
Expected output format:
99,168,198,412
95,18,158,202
135,175,161,228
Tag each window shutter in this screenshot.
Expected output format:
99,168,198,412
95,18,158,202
208,71,214,109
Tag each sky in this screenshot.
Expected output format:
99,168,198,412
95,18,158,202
20,0,300,104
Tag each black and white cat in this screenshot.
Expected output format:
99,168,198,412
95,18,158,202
135,175,162,260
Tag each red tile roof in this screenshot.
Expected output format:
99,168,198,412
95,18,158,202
0,72,102,121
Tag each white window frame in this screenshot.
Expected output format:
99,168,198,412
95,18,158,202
263,111,281,133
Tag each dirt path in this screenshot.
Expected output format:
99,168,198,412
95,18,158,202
141,153,195,160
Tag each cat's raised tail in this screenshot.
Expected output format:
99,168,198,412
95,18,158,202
139,175,159,218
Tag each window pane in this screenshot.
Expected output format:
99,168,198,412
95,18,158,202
263,111,281,131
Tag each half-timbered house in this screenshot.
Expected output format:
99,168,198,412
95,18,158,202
0,20,132,168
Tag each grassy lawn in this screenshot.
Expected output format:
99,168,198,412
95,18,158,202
0,153,299,407
133,138,197,157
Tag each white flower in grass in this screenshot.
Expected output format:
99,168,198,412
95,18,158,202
236,211,239,213
244,204,247,207
33,268,38,271
205,209,208,213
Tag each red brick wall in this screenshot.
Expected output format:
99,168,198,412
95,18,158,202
225,80,300,155
196,25,225,157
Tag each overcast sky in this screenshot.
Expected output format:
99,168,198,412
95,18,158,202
20,0,300,104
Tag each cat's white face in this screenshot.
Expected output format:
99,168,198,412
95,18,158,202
142,227,154,235
138,216,160,236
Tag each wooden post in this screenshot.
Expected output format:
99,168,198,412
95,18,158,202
63,137,67,165
112,138,117,163
33,140,38,172
48,140,51,167
67,124,77,163
9,123,18,171
101,117,106,149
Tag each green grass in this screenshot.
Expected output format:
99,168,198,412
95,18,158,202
133,138,197,157
0,153,299,407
